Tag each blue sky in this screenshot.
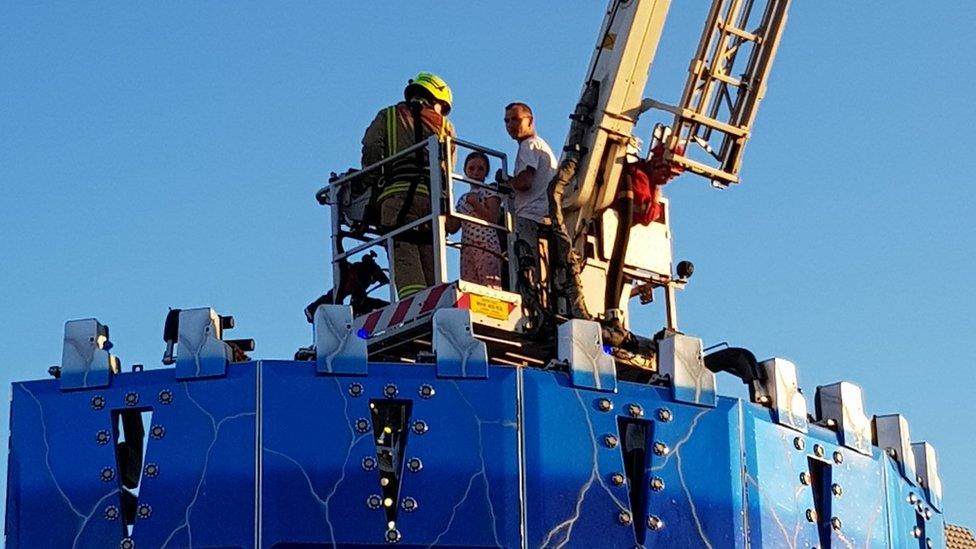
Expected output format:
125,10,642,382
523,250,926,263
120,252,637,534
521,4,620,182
2,1,974,530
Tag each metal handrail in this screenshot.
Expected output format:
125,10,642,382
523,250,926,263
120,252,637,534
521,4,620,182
325,134,515,303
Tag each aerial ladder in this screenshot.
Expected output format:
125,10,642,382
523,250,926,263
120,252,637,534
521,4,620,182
315,0,792,373
549,0,792,343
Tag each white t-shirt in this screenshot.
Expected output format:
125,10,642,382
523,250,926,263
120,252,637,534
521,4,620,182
513,135,557,223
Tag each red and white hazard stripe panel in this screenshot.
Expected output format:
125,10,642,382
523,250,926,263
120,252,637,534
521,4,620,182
355,281,521,338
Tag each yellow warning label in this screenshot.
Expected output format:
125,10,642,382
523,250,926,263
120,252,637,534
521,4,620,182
469,294,510,320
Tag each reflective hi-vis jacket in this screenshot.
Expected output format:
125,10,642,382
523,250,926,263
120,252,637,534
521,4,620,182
360,102,455,202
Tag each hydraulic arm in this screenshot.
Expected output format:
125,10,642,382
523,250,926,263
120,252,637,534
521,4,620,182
549,0,791,334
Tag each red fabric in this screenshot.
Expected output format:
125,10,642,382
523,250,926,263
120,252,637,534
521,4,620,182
628,143,685,226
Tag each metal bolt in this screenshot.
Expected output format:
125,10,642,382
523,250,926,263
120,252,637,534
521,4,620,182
647,515,664,531
830,517,842,531
833,451,844,464
418,384,435,399
806,508,817,522
831,483,843,497
813,444,825,458
100,467,115,482
800,472,811,485
150,425,166,439
137,504,152,519
793,437,805,451
367,494,382,509
912,526,922,538
158,389,174,405
604,434,619,448
657,408,672,422
348,383,364,397
908,492,918,504
610,473,625,486
402,497,418,512
105,505,119,521
887,447,897,458
91,395,106,411
928,538,934,548
383,384,399,398
596,398,612,412
124,392,140,407
653,441,669,456
627,404,644,418
925,508,933,520
355,418,371,433
120,538,135,549
412,420,428,435
407,457,423,473
362,456,377,471
617,510,632,525
96,430,111,445
144,463,159,478
650,477,665,492
385,528,401,544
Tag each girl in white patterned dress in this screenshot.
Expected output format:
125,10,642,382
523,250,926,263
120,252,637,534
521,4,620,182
448,152,502,288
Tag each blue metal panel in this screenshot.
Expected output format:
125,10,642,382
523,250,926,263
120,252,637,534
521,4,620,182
522,370,744,548
818,435,890,548
5,364,257,549
640,394,745,548
883,456,945,549
742,404,821,548
260,360,520,548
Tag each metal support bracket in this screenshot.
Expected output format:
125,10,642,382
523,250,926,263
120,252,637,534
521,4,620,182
873,414,917,484
175,308,231,380
815,381,871,455
558,319,617,393
60,318,119,391
314,304,368,376
658,334,715,407
757,358,807,432
911,442,943,511
432,309,488,379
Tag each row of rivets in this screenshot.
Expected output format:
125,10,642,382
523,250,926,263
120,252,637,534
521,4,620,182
348,383,436,399
92,389,171,410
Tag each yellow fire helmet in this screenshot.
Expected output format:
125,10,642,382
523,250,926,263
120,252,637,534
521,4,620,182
405,72,453,114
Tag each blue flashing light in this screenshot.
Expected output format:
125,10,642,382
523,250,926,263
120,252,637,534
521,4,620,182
603,344,612,355
357,328,369,340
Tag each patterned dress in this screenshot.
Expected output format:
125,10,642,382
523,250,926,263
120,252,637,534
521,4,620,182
456,188,502,289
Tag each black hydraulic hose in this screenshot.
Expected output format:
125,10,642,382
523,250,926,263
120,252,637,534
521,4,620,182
605,169,633,312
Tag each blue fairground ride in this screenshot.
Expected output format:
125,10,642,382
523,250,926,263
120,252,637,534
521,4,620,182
5,1,974,548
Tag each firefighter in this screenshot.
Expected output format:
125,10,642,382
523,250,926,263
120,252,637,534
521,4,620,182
361,72,456,299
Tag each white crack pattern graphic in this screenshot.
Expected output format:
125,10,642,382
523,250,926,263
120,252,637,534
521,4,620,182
159,384,255,549
425,381,515,548
539,389,628,549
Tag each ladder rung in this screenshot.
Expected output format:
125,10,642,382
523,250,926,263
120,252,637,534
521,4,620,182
679,109,750,138
717,21,760,43
709,70,742,87
667,155,739,185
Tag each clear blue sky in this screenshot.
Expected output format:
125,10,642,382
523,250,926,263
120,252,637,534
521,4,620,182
2,1,974,529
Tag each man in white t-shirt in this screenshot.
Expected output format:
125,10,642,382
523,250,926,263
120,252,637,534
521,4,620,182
504,102,556,282
504,102,556,223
